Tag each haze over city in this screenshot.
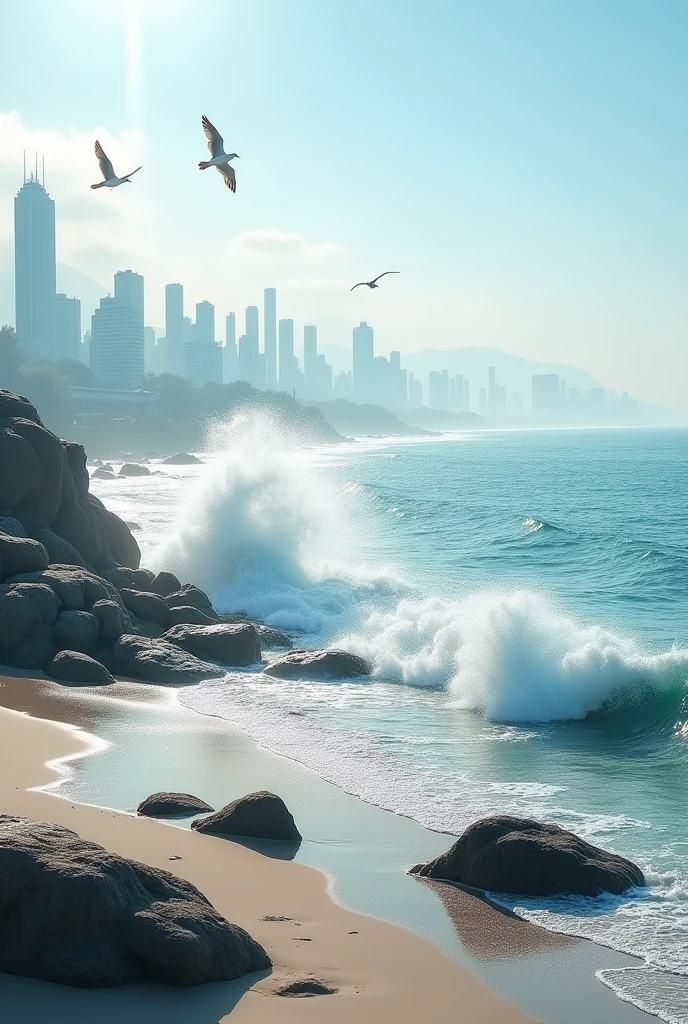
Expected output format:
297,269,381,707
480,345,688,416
1,0,687,415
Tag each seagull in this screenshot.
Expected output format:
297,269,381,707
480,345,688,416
198,115,240,193
90,140,141,189
350,271,400,292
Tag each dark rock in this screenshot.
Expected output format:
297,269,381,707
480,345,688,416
0,591,34,653
92,467,116,480
53,610,100,652
143,450,161,459
9,637,58,670
162,452,203,465
0,390,42,424
125,521,141,531
161,623,261,667
113,634,223,685
149,570,182,597
33,528,89,568
275,978,338,997
121,588,169,626
0,516,27,538
191,791,301,842
0,532,49,576
167,604,218,626
257,625,293,648
134,618,166,639
263,648,371,680
118,463,151,477
0,582,61,625
0,427,45,512
46,650,116,686
107,566,155,591
7,565,119,611
166,584,214,613
137,792,215,817
91,599,133,641
0,814,270,985
409,816,646,897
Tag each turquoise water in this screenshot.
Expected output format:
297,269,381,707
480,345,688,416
92,426,688,1024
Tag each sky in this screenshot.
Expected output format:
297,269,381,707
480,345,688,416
0,0,687,410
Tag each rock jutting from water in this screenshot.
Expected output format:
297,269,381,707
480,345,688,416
263,648,372,679
137,792,215,817
192,791,302,842
410,815,645,897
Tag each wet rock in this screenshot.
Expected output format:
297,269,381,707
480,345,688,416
263,649,371,680
161,623,261,667
0,591,34,653
149,571,182,597
118,463,151,477
0,532,49,576
162,452,203,465
167,604,218,626
166,584,214,614
6,565,120,611
113,634,223,685
53,610,100,652
192,791,301,842
46,650,116,686
92,467,116,480
120,588,169,626
137,792,215,817
409,816,646,897
91,599,133,641
0,814,270,985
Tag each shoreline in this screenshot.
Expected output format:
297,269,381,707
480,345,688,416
0,671,654,1024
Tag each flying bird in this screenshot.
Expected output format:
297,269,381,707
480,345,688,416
350,271,400,292
91,140,141,189
198,115,240,193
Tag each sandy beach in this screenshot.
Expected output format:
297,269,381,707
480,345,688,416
0,671,542,1024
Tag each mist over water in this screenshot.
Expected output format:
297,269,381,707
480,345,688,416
94,422,688,1024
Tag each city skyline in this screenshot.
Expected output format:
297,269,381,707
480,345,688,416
0,2,686,411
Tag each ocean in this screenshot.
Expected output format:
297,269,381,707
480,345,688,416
92,421,688,1024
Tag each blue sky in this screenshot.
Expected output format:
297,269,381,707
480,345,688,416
0,0,686,409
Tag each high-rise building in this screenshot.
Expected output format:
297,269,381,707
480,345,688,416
531,374,561,417
278,318,298,392
245,305,259,344
195,300,215,344
114,270,144,328
90,296,144,390
81,329,91,367
303,324,318,392
428,370,450,409
408,372,423,408
237,334,264,387
186,301,220,385
144,326,159,374
352,321,374,403
334,371,353,399
264,288,277,387
223,312,237,383
164,283,184,376
14,173,56,359
51,294,81,362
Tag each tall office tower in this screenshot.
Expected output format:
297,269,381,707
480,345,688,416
334,371,353,399
245,305,259,343
238,334,261,387
278,318,297,391
408,372,423,408
186,301,220,385
463,379,470,412
164,283,184,376
114,270,144,328
428,370,450,409
195,300,215,344
303,324,318,393
14,170,56,359
90,296,144,389
51,294,81,362
223,312,237,383
263,287,277,387
352,321,374,403
144,326,158,373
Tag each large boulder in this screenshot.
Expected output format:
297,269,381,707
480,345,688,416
0,391,140,569
192,791,301,842
0,815,270,986
9,637,58,670
161,623,261,667
119,463,151,477
33,528,89,568
0,591,34,654
162,452,203,465
409,816,645,897
149,571,182,597
0,516,27,538
0,582,61,625
263,648,371,680
6,565,120,611
120,588,169,626
47,650,116,686
113,634,223,685
53,610,100,653
0,532,49,576
256,625,293,649
166,584,214,614
167,604,218,626
91,599,133,641
107,566,155,592
92,467,116,480
137,792,215,818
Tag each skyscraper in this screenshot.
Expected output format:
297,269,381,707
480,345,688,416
428,370,450,409
90,296,144,390
164,283,184,376
245,305,259,344
14,173,56,359
352,321,374,403
186,301,221,385
223,312,237,383
264,288,277,387
51,294,81,362
195,301,215,344
278,318,298,392
303,324,318,392
114,270,144,328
